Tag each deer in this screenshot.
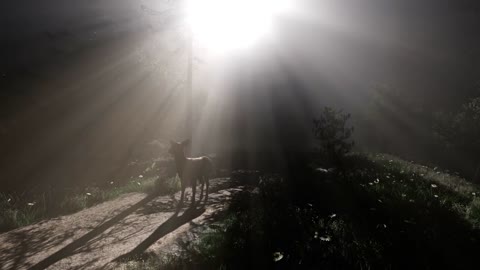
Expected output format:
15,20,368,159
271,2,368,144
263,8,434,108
168,139,213,207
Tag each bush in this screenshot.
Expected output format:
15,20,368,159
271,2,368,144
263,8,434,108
313,107,354,165
466,198,480,228
0,193,45,231
434,97,480,181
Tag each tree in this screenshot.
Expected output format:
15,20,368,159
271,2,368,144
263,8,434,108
312,107,354,165
434,97,480,181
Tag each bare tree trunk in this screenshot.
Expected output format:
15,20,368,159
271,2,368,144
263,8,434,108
186,30,193,143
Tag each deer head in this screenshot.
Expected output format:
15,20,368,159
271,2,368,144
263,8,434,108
168,139,191,157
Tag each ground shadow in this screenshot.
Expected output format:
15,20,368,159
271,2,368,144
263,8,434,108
114,205,206,262
2,178,233,270
0,226,75,270
27,192,158,270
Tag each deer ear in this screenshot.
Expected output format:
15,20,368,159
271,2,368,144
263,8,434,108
181,139,191,146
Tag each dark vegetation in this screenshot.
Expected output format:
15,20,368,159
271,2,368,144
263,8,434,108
312,107,354,166
433,97,480,181
361,84,480,183
128,153,480,269
123,107,480,269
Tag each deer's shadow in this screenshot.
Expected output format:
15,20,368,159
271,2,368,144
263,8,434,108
113,205,206,262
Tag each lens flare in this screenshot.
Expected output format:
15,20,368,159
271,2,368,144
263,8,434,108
186,0,291,52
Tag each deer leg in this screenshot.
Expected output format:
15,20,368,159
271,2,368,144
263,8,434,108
199,179,205,202
179,186,185,207
205,178,209,203
191,182,196,205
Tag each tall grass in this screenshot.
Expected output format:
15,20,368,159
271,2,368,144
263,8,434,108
0,175,181,232
0,193,46,230
362,153,480,227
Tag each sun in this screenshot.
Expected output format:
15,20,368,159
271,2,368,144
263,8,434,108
186,0,291,53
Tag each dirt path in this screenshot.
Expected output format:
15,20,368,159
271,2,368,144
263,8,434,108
0,178,241,270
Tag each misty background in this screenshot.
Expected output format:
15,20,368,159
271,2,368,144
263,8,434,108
1,0,480,192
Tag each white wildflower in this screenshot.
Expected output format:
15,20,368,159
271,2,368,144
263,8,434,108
273,252,284,262
377,224,387,229
320,236,331,242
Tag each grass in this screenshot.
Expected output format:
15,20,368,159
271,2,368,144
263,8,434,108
359,153,480,228
466,197,480,227
367,153,478,196
0,175,181,233
0,192,47,230
124,152,480,269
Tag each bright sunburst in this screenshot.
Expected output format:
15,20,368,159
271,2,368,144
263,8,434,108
186,0,292,53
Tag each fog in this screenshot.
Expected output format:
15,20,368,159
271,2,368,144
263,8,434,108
1,0,479,190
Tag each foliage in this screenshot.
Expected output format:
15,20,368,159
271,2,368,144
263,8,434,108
435,97,480,149
434,97,480,180
312,107,354,164
0,193,45,231
466,198,480,228
144,154,480,269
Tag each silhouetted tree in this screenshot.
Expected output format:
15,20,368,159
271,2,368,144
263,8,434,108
312,107,354,165
434,97,480,182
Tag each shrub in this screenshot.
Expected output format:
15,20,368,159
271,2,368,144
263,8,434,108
312,107,354,165
466,198,480,228
434,97,480,181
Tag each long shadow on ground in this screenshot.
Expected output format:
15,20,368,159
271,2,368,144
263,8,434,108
27,193,158,270
113,205,206,262
113,181,239,263
27,178,237,269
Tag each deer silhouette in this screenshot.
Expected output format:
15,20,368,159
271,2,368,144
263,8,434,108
169,139,213,207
